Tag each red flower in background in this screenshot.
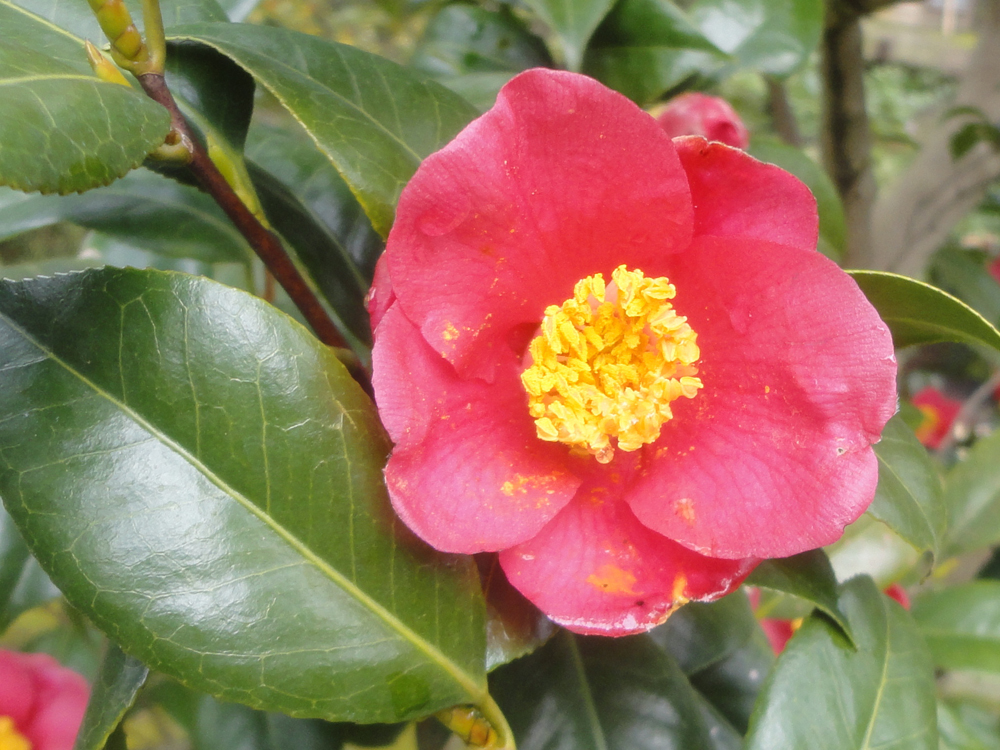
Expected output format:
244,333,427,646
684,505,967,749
0,650,89,750
370,69,897,635
653,92,750,149
912,386,961,449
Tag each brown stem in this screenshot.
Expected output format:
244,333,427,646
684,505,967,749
137,72,347,350
766,76,802,147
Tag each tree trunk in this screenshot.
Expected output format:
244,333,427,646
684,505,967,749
822,3,878,267
870,0,1000,277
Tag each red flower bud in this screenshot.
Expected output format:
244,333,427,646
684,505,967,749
653,92,750,149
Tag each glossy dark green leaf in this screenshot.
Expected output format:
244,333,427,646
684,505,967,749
746,549,853,644
410,4,552,112
749,137,846,259
11,0,226,41
490,629,713,749
745,576,937,750
912,582,1000,673
247,164,371,349
411,4,552,79
0,503,59,630
849,270,1000,353
0,268,492,724
930,247,1000,326
477,555,555,672
521,0,616,72
943,428,1000,557
584,0,727,105
74,642,149,750
689,0,822,77
245,124,383,282
169,23,479,237
868,413,945,560
0,2,171,194
693,696,742,750
166,40,254,153
650,594,774,733
650,593,762,675
0,172,253,264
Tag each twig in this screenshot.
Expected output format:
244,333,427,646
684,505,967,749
136,73,348,350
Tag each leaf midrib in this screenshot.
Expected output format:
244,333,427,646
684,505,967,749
0,303,487,704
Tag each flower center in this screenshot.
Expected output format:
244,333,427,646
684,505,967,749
520,265,703,464
0,716,31,750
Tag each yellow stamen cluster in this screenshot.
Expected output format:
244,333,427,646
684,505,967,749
521,265,703,463
0,716,31,750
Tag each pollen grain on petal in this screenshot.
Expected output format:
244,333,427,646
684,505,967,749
521,265,703,463
586,563,640,596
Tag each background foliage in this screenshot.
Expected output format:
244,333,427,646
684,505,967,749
5,0,1000,748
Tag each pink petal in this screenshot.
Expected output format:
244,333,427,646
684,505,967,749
674,136,818,250
366,251,395,333
28,660,89,750
0,651,39,727
499,457,756,635
374,304,580,553
627,237,897,559
385,68,693,382
0,651,88,750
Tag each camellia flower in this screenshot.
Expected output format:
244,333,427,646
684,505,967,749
911,386,961,449
370,69,897,635
652,91,750,149
0,650,89,750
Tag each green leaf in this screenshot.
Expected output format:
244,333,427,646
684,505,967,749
849,270,1000,353
11,0,226,40
477,555,555,672
584,0,727,105
745,576,937,750
868,413,945,561
746,549,853,645
827,513,923,590
930,247,1000,326
689,0,822,77
168,23,479,237
411,4,552,79
912,582,1000,673
0,268,491,724
0,2,171,194
247,164,371,349
0,172,253,264
521,0,616,72
938,699,1000,750
245,123,383,282
749,137,846,259
650,594,774,733
166,40,254,153
410,4,552,112
0,503,59,630
943,429,1000,557
74,642,149,750
650,592,763,675
490,629,714,749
